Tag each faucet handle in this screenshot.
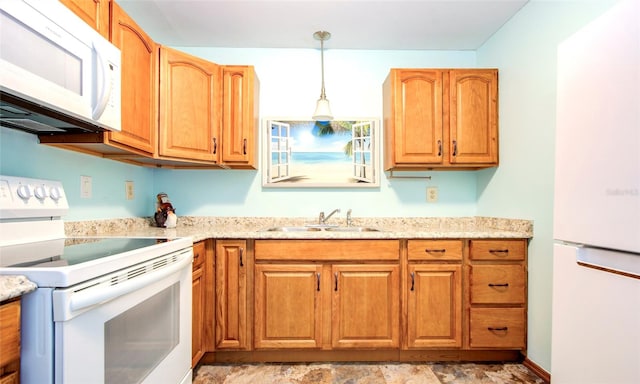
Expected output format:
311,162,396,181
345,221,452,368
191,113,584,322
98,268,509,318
346,209,353,226
319,211,325,224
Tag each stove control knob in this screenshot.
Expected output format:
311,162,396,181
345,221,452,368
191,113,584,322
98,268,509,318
34,185,48,200
17,184,32,200
49,186,62,201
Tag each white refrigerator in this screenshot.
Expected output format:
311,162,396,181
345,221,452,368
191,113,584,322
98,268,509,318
552,0,640,383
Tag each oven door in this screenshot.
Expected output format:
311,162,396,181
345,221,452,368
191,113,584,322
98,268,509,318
51,248,192,384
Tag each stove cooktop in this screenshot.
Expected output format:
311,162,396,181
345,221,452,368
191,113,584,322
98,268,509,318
0,236,193,287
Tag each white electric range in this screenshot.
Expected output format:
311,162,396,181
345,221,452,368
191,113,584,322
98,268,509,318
0,175,193,384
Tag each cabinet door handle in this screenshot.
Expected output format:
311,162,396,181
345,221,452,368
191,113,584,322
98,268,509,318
243,138,247,155
488,327,508,331
437,140,442,157
452,140,458,156
334,272,338,291
488,283,509,287
316,273,321,291
212,137,217,154
239,247,244,267
410,272,415,291
425,248,446,253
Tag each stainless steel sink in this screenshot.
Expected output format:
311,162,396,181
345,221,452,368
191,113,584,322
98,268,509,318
263,226,381,232
323,227,381,232
264,226,323,232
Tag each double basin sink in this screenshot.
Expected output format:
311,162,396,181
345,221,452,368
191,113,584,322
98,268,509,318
264,225,381,232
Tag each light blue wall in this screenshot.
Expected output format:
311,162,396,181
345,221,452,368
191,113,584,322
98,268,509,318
475,0,621,372
155,48,480,218
0,128,155,220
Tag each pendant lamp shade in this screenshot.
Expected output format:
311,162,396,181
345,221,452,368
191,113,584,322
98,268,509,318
312,31,333,121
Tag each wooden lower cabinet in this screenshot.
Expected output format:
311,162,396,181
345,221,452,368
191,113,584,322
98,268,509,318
253,240,400,350
203,237,528,363
215,240,251,350
254,264,322,349
467,239,528,350
191,241,206,367
332,264,400,349
406,264,462,348
0,300,20,384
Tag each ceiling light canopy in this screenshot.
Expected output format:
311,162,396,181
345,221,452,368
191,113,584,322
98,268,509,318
312,30,333,121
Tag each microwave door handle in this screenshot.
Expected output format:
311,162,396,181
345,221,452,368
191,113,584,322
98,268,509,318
92,42,111,120
53,251,192,322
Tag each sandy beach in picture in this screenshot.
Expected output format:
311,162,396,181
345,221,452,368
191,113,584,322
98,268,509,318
272,162,372,184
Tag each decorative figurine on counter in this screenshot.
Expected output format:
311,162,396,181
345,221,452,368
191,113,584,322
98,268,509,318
154,192,177,228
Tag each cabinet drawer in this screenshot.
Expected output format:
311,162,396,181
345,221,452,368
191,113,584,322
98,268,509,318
0,300,20,367
192,241,206,269
255,240,399,261
407,240,462,261
470,265,525,304
469,308,525,348
469,240,526,261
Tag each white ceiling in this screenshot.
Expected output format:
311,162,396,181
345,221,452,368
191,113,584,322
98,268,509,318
116,0,529,50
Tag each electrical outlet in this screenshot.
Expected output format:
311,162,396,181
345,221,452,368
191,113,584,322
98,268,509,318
125,181,134,200
426,187,438,203
80,175,92,199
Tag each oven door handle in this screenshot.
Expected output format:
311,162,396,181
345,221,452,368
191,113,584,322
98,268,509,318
53,250,192,321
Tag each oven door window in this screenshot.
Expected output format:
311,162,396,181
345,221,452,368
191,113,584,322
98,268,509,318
105,283,179,384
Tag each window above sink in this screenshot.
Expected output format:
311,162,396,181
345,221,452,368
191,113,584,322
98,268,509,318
262,118,380,188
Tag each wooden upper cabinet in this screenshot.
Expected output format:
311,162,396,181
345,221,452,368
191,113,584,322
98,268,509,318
107,3,157,156
383,68,498,170
384,69,444,168
221,66,259,168
448,69,498,165
159,46,221,163
60,0,110,39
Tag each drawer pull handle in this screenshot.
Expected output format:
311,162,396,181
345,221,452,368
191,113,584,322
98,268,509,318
425,249,446,253
488,327,508,331
316,273,321,292
488,283,509,287
410,272,415,291
334,272,338,291
489,249,509,254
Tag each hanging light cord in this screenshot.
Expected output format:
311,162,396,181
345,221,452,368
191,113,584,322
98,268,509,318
319,36,327,99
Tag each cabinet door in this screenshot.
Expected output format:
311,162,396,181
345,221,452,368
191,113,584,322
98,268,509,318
192,264,205,366
407,264,462,348
388,69,444,166
60,0,109,39
108,3,157,155
448,69,498,165
191,241,206,367
332,264,400,349
159,47,220,162
221,66,258,168
254,264,322,349
215,240,249,350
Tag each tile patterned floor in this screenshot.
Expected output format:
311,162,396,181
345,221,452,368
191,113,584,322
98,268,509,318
193,362,545,384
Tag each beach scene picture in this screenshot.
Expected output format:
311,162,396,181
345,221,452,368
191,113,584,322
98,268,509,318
264,119,378,187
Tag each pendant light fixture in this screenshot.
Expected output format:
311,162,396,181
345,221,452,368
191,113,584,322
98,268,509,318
312,30,333,121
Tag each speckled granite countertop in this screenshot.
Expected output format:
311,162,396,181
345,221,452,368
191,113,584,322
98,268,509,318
0,275,37,302
65,216,533,243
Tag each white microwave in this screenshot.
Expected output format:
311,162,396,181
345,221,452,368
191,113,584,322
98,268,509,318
0,0,121,132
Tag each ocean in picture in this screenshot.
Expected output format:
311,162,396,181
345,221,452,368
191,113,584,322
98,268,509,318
272,152,372,164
